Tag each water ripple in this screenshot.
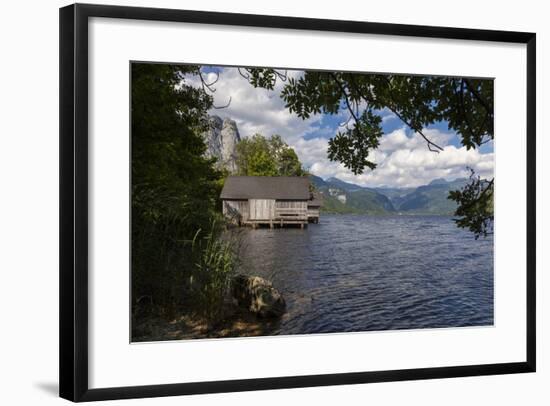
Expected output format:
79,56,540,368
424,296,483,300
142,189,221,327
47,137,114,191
235,214,494,335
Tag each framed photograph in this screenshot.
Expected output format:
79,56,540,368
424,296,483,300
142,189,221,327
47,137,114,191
59,3,536,402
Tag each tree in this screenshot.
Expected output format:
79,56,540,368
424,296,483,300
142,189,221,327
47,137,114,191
279,147,304,176
247,149,279,176
131,63,223,309
448,169,494,239
238,68,494,237
235,133,306,177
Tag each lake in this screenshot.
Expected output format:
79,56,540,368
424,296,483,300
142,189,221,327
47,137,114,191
235,214,494,335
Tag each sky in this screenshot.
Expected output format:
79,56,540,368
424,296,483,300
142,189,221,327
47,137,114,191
187,66,494,189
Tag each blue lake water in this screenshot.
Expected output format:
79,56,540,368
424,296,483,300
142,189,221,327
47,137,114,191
236,214,494,335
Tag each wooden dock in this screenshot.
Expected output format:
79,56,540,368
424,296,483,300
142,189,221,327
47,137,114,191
243,206,309,229
307,208,320,223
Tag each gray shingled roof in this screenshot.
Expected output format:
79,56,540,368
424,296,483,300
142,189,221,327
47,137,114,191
308,192,324,207
221,176,310,200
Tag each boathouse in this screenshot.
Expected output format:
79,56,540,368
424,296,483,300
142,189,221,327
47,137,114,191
220,176,315,228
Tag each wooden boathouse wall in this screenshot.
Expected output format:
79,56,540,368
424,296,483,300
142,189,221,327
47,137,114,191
223,199,309,226
249,199,275,220
223,200,249,222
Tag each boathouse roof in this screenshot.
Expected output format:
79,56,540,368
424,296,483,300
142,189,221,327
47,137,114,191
308,192,324,207
220,176,311,200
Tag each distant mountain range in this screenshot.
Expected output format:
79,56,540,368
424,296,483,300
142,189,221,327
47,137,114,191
310,175,469,216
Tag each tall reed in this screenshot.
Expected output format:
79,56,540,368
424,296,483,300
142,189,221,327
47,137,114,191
189,221,240,324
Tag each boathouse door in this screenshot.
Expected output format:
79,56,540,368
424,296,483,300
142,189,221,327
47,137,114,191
249,199,275,221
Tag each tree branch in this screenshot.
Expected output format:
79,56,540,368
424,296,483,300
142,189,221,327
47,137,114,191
457,79,479,141
273,70,288,82
346,75,444,153
329,72,359,124
463,78,492,114
237,68,250,80
198,70,219,93
198,69,231,109
380,77,443,152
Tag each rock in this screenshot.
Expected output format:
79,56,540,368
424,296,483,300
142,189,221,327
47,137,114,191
203,115,241,172
232,275,286,318
220,118,240,172
204,116,223,159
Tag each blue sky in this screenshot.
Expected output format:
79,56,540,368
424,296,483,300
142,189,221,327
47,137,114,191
312,110,494,152
187,66,494,188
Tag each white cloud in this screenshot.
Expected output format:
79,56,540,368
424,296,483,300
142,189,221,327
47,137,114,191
380,108,398,123
185,68,494,188
305,127,494,188
187,67,322,143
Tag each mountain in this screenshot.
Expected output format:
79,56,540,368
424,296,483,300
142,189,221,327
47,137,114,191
309,174,327,189
428,178,449,185
370,186,416,209
310,176,396,215
203,115,241,172
310,176,470,216
395,178,469,215
325,177,364,192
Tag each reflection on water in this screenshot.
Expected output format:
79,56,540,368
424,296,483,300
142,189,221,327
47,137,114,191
234,214,494,335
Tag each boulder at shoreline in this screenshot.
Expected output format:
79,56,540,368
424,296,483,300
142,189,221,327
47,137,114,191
232,275,286,318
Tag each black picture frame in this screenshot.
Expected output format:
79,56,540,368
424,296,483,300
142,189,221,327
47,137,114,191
59,3,536,402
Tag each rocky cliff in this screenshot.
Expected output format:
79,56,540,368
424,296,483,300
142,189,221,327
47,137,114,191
203,115,241,173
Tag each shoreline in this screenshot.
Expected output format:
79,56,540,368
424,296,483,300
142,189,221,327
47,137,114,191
132,306,281,342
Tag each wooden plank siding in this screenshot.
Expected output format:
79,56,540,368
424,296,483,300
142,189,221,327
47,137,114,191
275,201,308,222
223,200,249,223
308,208,320,218
223,199,310,227
249,199,275,220
275,201,308,210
